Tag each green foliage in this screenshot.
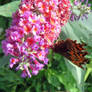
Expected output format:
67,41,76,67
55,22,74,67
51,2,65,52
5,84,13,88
0,1,20,17
61,13,92,92
0,67,23,92
84,47,92,81
51,54,80,92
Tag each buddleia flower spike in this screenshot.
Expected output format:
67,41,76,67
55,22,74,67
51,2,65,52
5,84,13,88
2,0,71,78
70,0,91,21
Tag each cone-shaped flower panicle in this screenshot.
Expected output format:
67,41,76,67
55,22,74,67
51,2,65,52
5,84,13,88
70,0,91,21
2,0,71,78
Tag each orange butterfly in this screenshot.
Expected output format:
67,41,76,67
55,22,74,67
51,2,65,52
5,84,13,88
52,38,89,68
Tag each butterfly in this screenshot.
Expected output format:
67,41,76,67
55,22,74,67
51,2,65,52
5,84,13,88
52,38,89,68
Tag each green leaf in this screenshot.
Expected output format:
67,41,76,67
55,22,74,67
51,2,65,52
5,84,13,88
0,55,11,67
46,69,61,88
0,17,6,30
0,1,20,17
0,44,3,54
84,60,92,81
47,53,80,92
65,58,85,92
0,67,23,91
0,67,22,82
25,87,31,92
61,13,92,46
60,13,92,89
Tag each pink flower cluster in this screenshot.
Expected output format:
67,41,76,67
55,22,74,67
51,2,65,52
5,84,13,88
2,0,71,78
